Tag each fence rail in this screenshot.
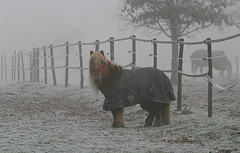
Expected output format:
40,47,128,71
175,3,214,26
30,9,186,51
1,34,240,117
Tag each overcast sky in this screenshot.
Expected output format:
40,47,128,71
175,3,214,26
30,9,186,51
0,0,239,59
0,0,129,55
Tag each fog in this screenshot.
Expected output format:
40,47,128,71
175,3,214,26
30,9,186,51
1,0,239,84
0,0,125,54
1,0,239,54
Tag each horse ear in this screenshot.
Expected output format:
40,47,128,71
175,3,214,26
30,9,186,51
90,50,94,55
100,50,104,56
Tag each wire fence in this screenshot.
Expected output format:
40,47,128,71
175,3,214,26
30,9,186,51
0,33,240,116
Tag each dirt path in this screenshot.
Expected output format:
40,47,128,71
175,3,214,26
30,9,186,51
0,81,239,153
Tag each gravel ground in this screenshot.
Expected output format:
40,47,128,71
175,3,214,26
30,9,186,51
0,79,239,153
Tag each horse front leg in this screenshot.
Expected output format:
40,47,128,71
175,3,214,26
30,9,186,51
111,108,124,128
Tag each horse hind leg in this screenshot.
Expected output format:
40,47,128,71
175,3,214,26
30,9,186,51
153,102,162,127
111,108,124,128
145,113,155,127
141,102,170,127
161,103,170,125
140,103,155,127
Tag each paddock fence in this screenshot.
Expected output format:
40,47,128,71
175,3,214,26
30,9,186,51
1,34,240,117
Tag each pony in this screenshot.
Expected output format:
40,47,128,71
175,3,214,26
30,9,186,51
89,50,175,128
190,49,232,79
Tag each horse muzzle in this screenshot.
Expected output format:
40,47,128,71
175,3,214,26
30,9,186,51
93,72,101,80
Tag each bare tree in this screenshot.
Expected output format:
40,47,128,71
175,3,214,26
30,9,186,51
119,0,240,84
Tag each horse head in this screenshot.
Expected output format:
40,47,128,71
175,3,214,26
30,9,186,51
89,50,109,82
89,50,123,93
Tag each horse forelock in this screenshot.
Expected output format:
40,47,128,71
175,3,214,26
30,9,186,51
89,51,122,71
89,52,108,66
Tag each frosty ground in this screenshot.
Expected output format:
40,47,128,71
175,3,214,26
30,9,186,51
0,78,239,153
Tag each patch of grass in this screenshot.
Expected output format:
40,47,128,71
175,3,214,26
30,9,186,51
43,139,54,144
181,107,192,115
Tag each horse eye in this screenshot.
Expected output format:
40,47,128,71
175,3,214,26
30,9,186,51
101,60,105,64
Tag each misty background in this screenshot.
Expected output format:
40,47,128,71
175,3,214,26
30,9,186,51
1,0,122,54
0,0,239,85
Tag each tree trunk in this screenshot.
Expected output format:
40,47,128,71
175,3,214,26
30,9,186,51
170,25,179,85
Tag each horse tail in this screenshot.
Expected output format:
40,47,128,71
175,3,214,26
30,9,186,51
226,57,232,79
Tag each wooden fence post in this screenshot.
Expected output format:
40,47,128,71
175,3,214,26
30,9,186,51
1,56,3,81
35,49,38,82
30,52,33,82
177,38,184,111
43,46,47,84
33,48,36,82
207,38,213,117
21,51,25,81
153,38,157,68
236,56,239,78
50,45,57,86
17,53,20,81
95,40,99,51
4,55,7,81
36,48,40,83
78,41,84,89
110,37,115,61
33,49,36,82
131,35,136,69
65,42,69,87
13,51,16,81
12,56,14,81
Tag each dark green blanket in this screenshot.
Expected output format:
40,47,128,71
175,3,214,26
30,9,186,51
103,67,176,111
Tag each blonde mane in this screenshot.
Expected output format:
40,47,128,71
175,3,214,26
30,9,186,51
108,60,122,70
89,51,108,66
89,51,122,92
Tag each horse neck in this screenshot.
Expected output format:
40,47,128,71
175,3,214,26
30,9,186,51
99,62,123,94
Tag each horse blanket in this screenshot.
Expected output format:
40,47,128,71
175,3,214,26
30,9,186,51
103,67,176,111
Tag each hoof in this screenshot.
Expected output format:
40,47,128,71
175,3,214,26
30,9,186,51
144,122,153,127
112,123,124,128
162,121,170,126
153,120,162,127
144,114,154,127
